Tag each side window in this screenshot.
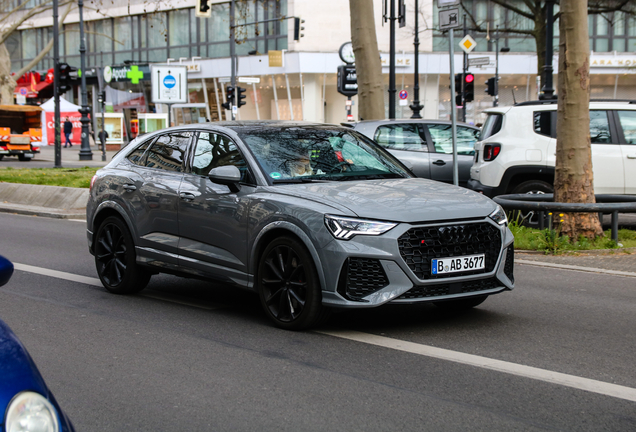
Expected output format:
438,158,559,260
192,132,250,182
533,111,553,137
144,132,191,172
480,114,503,140
589,111,612,144
374,124,426,151
427,124,477,155
126,139,153,166
617,111,636,144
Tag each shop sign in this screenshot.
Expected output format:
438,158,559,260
186,63,201,73
269,50,284,67
590,55,636,68
380,54,411,67
103,64,151,83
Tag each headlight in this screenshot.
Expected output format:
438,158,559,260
325,215,397,240
489,205,508,226
5,391,60,432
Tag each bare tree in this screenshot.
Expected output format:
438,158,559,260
554,0,603,240
460,0,636,90
349,0,385,120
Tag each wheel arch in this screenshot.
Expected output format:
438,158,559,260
250,221,327,293
502,166,555,194
90,201,137,254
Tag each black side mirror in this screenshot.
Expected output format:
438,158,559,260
208,165,241,193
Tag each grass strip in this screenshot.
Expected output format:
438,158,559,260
0,167,98,188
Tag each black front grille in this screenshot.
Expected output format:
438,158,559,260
504,245,514,283
398,222,502,280
397,277,501,300
337,258,389,301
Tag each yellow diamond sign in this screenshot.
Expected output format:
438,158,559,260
459,35,477,54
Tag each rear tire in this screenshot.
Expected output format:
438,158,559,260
94,216,151,294
18,154,31,162
257,236,326,330
510,180,553,227
433,295,488,311
0,155,4,161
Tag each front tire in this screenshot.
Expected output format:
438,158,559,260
94,216,151,294
257,236,325,330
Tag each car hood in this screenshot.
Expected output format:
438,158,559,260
270,178,497,223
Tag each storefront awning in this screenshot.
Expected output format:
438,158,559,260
14,81,52,98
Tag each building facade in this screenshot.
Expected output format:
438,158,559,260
4,0,636,145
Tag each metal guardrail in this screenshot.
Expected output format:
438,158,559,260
493,194,636,243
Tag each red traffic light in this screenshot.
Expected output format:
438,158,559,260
465,73,475,83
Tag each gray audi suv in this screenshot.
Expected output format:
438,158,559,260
87,121,514,330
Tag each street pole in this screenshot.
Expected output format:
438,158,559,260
494,26,499,107
99,51,106,161
53,0,61,168
230,0,236,120
78,0,93,160
540,0,556,99
449,29,458,186
388,0,396,119
409,0,423,119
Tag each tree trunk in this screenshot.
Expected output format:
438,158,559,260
554,0,603,240
0,43,16,105
534,8,547,84
349,0,385,120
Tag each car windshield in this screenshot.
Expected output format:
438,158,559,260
238,127,411,183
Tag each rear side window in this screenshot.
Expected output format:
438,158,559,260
589,111,612,144
144,132,192,172
480,114,502,140
533,111,556,138
127,139,152,165
427,124,478,155
374,124,427,151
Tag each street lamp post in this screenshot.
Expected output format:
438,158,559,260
409,0,423,118
53,0,61,167
540,0,556,99
388,0,396,119
78,0,93,160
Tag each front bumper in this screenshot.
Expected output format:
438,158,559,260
319,217,515,308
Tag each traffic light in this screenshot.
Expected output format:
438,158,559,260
222,86,234,110
454,74,463,106
464,73,475,102
57,62,75,93
195,0,211,18
293,17,305,41
236,86,247,107
97,91,106,104
486,77,497,96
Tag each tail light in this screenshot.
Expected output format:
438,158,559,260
32,146,40,152
483,143,501,161
90,175,97,191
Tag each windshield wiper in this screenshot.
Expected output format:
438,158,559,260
272,178,331,184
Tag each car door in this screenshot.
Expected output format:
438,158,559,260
615,110,636,194
177,130,255,286
373,123,430,178
425,123,479,186
590,110,624,194
130,131,191,263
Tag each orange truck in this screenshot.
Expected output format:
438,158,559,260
0,105,42,161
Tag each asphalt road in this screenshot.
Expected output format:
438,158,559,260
0,212,635,431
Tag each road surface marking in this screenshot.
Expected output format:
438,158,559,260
318,330,636,403
12,263,219,310
517,259,636,278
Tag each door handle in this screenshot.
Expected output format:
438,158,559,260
179,192,196,201
122,184,136,192
627,154,636,159
432,160,446,166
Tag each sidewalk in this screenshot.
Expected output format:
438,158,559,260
35,144,119,167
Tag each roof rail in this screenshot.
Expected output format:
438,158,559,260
514,100,557,106
340,122,355,128
590,99,636,104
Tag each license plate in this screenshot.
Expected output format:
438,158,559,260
22,153,34,158
432,254,485,275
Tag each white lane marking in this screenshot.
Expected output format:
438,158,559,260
517,259,636,278
12,263,219,310
318,330,636,403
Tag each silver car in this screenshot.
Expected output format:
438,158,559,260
86,122,514,330
351,120,480,187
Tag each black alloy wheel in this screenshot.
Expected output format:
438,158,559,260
258,236,324,330
94,216,151,294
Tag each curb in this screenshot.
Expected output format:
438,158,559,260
516,259,636,278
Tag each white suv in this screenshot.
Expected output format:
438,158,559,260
468,100,636,197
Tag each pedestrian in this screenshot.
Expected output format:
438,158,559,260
63,117,73,148
98,129,109,150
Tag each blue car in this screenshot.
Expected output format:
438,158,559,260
0,256,75,432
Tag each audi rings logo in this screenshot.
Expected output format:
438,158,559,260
438,226,469,243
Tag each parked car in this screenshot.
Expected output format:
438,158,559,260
0,255,75,432
86,121,514,330
350,119,480,187
469,100,636,197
